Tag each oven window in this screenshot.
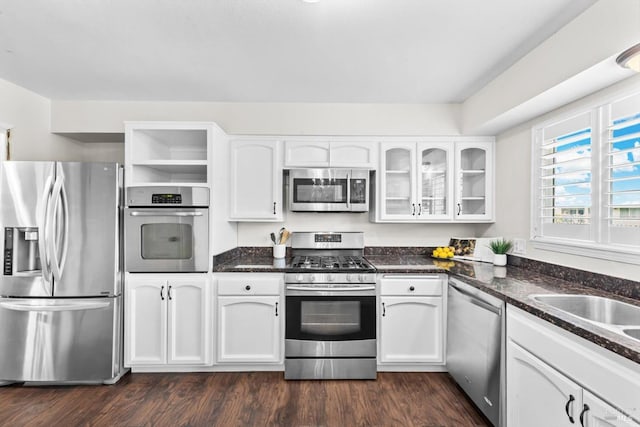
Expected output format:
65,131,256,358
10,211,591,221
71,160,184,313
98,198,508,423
301,301,361,335
286,296,375,341
141,223,193,260
293,179,347,203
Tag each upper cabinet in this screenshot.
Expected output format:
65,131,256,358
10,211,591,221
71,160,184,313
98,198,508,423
125,122,214,187
229,139,283,222
378,141,454,222
374,137,493,223
455,141,493,221
284,139,377,169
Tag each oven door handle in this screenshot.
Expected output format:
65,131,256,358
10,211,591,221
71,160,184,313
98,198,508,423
129,211,204,217
286,285,376,292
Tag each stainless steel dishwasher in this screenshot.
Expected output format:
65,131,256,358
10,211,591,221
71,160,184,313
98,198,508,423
447,277,505,427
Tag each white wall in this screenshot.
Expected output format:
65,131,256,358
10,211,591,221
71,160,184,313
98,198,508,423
51,100,462,136
0,78,84,161
482,74,640,281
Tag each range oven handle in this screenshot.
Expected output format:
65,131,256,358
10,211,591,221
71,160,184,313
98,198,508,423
129,211,203,217
286,285,376,292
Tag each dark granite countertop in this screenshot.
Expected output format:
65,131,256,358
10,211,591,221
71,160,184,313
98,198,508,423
369,255,640,365
213,248,640,365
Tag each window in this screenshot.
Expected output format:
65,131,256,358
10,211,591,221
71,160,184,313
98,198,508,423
532,91,640,263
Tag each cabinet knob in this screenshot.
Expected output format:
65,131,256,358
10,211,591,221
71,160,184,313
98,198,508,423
245,285,251,291
409,285,415,291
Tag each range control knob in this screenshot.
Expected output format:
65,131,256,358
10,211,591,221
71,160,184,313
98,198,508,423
327,274,334,282
359,274,368,282
309,275,316,282
296,274,304,282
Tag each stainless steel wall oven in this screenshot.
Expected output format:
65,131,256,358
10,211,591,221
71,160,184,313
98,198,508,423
124,187,209,273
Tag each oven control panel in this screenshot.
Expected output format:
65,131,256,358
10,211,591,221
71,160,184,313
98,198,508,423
152,194,182,204
315,233,342,243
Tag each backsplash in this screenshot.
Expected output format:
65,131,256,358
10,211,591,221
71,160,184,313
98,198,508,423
509,255,640,301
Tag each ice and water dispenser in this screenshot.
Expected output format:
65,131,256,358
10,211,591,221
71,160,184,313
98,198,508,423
3,227,41,276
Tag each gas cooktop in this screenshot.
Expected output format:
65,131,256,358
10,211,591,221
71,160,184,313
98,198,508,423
290,255,375,272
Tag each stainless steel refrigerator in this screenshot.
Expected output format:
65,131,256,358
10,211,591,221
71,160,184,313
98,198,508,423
0,161,126,384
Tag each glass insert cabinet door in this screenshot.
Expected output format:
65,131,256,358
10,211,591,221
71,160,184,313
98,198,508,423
382,144,416,217
418,144,451,218
455,141,493,220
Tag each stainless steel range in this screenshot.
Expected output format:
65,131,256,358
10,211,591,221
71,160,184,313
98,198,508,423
284,231,377,380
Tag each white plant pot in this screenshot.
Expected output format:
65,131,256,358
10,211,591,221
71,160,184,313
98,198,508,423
493,254,507,266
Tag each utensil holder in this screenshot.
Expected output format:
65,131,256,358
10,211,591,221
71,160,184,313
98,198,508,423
273,244,286,259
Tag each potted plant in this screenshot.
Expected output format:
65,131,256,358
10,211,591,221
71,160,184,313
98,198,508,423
488,238,513,266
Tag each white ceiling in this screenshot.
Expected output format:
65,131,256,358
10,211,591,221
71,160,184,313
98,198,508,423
0,0,597,103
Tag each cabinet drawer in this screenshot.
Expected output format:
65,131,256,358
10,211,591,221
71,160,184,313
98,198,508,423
380,276,443,296
217,275,282,295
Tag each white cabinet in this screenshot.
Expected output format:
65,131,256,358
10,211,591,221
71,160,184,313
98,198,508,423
284,140,330,167
124,273,212,368
374,137,493,223
507,306,640,426
284,139,377,168
378,142,454,221
125,122,214,187
215,274,283,364
378,275,446,366
507,340,583,426
455,141,493,221
229,139,283,221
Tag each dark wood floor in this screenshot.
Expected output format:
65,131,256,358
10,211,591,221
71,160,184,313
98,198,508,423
0,372,489,427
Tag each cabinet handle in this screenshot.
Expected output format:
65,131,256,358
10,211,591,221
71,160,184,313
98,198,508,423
565,394,575,424
409,285,415,291
273,202,276,215
382,302,386,316
275,302,279,317
417,203,421,216
160,285,165,301
411,204,416,216
457,203,462,215
245,285,251,291
168,285,172,300
579,404,589,426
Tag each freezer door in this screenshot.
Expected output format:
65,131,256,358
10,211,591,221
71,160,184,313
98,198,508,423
0,296,122,382
0,161,55,297
52,162,121,297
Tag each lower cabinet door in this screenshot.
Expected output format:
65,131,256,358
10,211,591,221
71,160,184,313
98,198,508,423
217,296,281,363
167,277,212,365
125,277,167,366
379,296,443,363
582,390,640,427
507,340,582,427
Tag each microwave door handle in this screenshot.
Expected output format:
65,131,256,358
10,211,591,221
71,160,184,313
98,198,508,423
129,211,203,217
346,172,350,209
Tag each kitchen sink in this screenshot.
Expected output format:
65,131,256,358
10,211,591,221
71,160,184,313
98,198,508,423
531,294,640,326
623,329,640,341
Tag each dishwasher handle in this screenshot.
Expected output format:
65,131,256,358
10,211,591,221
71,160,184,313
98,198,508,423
449,280,502,316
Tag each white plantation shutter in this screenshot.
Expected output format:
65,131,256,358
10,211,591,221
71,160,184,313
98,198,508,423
532,88,640,262
606,92,640,246
535,112,593,241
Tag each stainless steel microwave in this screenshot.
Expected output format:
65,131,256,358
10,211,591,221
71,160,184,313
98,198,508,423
289,169,369,212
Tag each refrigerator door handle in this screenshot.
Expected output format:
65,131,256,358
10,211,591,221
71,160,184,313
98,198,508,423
39,173,54,284
49,172,67,282
58,177,70,277
0,300,111,312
